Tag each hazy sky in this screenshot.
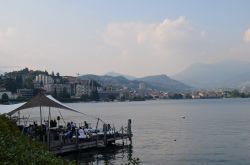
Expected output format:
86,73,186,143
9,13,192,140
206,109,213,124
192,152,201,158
0,0,250,77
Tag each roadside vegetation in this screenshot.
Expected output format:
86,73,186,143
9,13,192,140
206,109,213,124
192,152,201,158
0,115,74,165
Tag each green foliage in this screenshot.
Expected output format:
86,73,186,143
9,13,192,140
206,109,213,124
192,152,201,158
108,94,116,101
1,93,9,102
89,90,99,101
0,115,75,165
24,77,34,89
127,157,141,165
80,94,89,102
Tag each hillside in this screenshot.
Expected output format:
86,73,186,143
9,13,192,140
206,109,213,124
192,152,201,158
172,60,250,89
79,74,192,92
138,74,192,92
105,72,136,80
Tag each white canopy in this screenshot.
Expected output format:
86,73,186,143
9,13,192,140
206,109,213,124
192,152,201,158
0,102,26,114
0,94,81,115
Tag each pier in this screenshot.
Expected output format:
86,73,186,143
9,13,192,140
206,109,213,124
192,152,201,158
3,93,133,154
48,120,132,154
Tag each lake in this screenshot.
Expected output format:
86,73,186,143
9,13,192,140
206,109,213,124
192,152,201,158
55,98,250,164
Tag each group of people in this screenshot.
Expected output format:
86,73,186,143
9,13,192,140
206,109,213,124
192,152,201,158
63,121,92,141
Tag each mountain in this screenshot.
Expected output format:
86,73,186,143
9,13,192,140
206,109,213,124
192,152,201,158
105,72,137,80
79,74,139,89
138,74,192,92
79,74,192,92
172,60,250,89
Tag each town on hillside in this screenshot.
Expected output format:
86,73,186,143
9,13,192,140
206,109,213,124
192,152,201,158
0,68,249,103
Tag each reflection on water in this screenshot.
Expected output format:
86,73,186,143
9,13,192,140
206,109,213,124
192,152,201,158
63,145,133,165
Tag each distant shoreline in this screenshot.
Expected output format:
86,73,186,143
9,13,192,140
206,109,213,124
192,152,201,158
2,96,250,105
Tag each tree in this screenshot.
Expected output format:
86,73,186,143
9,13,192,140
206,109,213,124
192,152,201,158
56,72,60,77
1,93,9,102
24,77,34,89
51,71,55,77
80,94,89,102
89,90,99,101
44,70,49,75
108,94,116,101
61,87,70,99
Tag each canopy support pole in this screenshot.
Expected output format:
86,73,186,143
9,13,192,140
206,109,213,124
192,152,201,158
48,107,51,150
40,104,42,125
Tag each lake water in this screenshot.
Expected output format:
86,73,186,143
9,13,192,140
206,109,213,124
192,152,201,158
55,99,250,164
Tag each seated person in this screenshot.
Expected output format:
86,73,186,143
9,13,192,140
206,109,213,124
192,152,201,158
78,127,86,139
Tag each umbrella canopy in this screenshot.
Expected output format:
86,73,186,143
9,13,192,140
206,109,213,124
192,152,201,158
7,94,81,116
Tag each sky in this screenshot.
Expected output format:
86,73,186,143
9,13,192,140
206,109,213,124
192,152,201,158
0,0,250,77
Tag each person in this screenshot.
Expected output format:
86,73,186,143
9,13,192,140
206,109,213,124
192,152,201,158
53,119,57,127
107,124,111,131
50,120,54,127
67,122,71,130
84,121,89,129
78,127,86,139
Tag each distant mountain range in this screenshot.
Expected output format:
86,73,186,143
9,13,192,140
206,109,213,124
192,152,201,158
79,73,192,92
105,72,136,80
137,75,192,92
172,60,250,89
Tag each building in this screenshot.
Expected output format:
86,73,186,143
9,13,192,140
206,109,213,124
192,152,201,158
35,74,54,85
44,84,71,97
75,84,89,97
0,88,12,100
34,74,54,89
139,82,146,97
17,89,34,99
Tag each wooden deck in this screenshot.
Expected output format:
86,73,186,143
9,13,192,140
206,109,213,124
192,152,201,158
50,133,132,154
47,119,133,154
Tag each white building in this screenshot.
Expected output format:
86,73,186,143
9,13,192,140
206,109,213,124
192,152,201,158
139,82,146,97
35,74,54,85
75,84,89,97
44,84,71,96
0,88,17,100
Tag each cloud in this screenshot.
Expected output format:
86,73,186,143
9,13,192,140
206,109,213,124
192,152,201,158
102,16,208,75
0,27,15,45
244,28,250,43
0,27,15,37
103,16,207,56
104,16,204,49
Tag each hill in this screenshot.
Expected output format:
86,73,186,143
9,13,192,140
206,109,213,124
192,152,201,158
138,74,192,92
79,74,192,92
105,72,137,80
172,60,250,89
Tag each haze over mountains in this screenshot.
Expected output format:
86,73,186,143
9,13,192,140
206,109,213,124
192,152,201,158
83,60,250,91
172,60,250,89
80,60,250,92
79,74,192,92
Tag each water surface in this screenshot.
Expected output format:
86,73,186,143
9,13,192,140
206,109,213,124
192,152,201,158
33,98,250,164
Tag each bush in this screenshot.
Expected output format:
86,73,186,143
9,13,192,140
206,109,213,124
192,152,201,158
0,115,74,165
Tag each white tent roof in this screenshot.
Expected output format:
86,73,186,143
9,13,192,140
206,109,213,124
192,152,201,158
0,94,105,123
0,94,81,115
0,102,26,114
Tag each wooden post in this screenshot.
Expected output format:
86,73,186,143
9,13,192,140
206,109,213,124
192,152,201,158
59,133,63,146
95,118,100,147
103,124,107,147
121,126,124,146
128,119,132,145
113,125,116,144
40,105,42,126
95,118,99,130
76,128,79,150
47,107,51,150
18,111,21,125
